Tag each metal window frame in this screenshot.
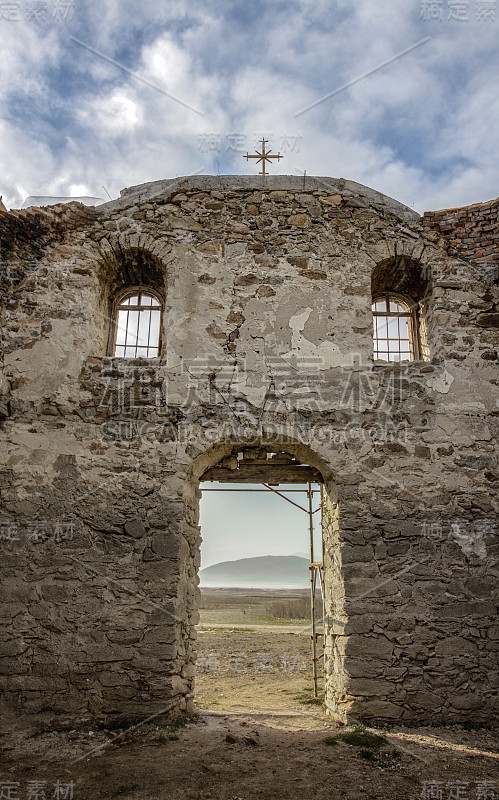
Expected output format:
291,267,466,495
372,292,420,362
108,286,163,358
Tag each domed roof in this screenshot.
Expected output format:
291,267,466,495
99,174,419,224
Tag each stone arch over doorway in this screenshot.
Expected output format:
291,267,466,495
183,433,337,550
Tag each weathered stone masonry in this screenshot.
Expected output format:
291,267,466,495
0,175,497,725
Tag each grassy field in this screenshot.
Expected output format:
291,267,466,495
195,588,325,717
199,586,317,621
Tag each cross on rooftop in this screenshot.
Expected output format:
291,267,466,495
244,138,283,175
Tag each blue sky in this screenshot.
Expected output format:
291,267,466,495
199,482,322,569
1,0,498,212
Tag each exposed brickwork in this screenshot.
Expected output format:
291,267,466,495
422,197,499,272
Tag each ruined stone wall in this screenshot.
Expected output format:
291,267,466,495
0,175,497,725
423,196,499,282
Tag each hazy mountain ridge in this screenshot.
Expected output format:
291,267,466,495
199,555,309,588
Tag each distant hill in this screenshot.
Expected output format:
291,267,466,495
199,555,309,588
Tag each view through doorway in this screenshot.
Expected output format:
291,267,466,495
194,450,326,723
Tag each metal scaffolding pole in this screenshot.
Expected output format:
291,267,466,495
307,482,326,699
308,482,319,698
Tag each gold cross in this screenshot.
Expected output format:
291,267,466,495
244,138,283,175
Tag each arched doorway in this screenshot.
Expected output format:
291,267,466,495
183,437,346,721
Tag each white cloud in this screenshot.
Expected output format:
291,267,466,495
78,92,142,132
0,1,497,211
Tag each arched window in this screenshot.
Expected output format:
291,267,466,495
372,295,418,362
113,290,162,358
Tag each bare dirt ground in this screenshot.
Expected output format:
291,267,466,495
1,590,498,800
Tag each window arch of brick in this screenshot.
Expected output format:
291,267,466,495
109,287,163,358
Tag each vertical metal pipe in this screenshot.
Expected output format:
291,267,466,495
308,482,318,698
320,484,326,625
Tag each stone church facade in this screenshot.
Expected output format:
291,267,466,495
0,175,497,725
